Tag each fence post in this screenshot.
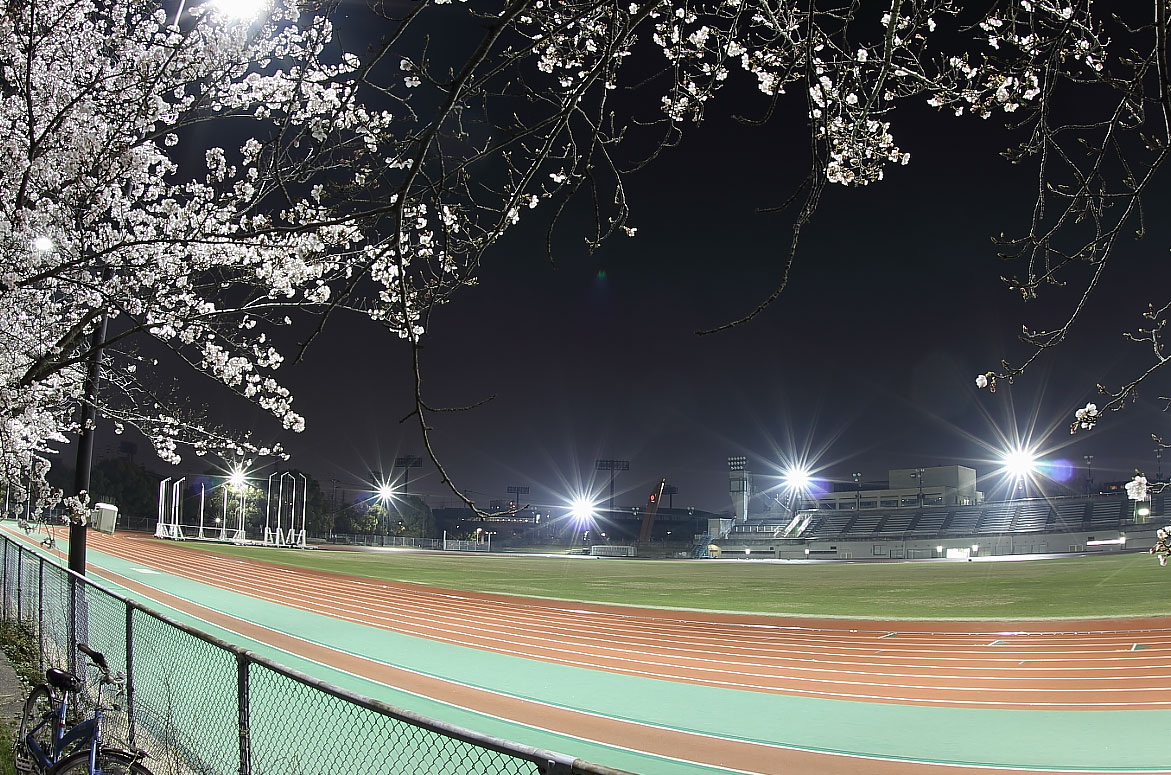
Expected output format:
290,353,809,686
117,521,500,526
16,546,22,623
67,573,77,675
125,604,136,749
237,652,252,775
37,557,44,674
2,536,8,621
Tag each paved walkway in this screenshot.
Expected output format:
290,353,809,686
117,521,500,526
0,651,25,729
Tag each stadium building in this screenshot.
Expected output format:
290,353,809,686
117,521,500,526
703,462,1161,560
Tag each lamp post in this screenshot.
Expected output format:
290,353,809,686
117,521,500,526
155,477,171,538
1084,455,1094,496
277,471,294,545
296,472,307,547
1157,448,1164,481
596,459,629,515
198,483,206,539
265,472,278,543
376,482,394,536
852,472,862,510
171,477,185,538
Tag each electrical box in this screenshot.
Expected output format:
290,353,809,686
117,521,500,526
92,503,118,534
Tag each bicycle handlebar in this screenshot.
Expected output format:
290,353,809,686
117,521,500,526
77,643,111,679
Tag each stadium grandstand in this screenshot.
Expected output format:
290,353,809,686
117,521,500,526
696,462,1162,560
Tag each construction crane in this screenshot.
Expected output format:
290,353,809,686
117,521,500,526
638,478,668,543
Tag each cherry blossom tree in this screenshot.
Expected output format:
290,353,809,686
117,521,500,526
2,0,1167,519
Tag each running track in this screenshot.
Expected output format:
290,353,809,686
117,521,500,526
15,527,1171,774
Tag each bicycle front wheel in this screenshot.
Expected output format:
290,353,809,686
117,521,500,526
18,684,56,770
47,749,154,775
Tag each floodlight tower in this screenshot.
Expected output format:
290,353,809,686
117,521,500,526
506,485,529,509
596,459,629,514
728,456,750,523
1084,455,1094,496
395,455,423,494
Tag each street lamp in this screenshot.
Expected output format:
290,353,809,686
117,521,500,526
377,481,395,535
265,472,278,544
277,471,294,545
155,477,171,538
296,472,307,547
170,477,185,537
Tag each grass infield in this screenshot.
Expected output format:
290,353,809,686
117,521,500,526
162,541,1171,620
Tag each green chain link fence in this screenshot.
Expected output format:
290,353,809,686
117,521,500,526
0,533,635,775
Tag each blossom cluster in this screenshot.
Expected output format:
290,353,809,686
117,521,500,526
1126,474,1148,502
1071,402,1099,433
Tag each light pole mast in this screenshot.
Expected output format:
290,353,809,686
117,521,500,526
395,455,423,494
595,459,630,514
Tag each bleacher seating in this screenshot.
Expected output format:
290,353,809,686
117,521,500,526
749,495,1133,544
1090,500,1126,527
878,512,915,532
976,503,1017,533
849,514,883,534
910,509,948,532
943,508,980,533
1051,501,1088,530
807,511,856,537
1013,501,1051,532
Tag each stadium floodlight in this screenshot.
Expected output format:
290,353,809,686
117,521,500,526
1001,446,1038,479
377,482,395,502
569,497,598,525
781,466,812,491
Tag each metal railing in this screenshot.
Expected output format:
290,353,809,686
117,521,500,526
0,533,634,775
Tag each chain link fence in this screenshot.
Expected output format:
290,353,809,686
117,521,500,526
0,533,635,775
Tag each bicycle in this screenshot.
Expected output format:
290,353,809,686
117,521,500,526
15,643,153,775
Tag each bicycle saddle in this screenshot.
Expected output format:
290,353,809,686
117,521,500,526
46,667,83,693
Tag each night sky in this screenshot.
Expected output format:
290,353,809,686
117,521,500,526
120,8,1171,516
